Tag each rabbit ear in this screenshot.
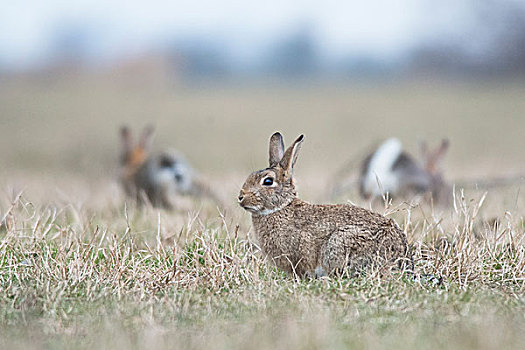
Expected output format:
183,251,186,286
437,139,450,157
418,139,428,159
432,139,449,165
120,125,133,152
269,132,285,167
139,124,155,150
280,134,304,176
425,139,450,173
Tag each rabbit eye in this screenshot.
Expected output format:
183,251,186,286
262,177,274,186
160,157,175,169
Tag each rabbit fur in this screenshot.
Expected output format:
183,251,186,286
119,125,222,209
239,132,411,277
359,137,450,205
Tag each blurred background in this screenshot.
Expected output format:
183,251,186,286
1,0,525,205
3,0,525,80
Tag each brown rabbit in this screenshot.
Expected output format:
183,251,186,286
238,132,411,277
359,138,450,205
119,125,222,209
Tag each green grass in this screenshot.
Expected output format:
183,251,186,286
1,81,525,349
1,189,524,349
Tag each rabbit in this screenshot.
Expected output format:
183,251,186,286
238,132,411,277
359,137,450,205
119,125,222,209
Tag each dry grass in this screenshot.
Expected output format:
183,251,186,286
1,185,524,349
1,80,525,349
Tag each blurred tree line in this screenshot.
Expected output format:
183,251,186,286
3,0,525,83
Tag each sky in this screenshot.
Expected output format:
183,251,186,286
0,0,521,70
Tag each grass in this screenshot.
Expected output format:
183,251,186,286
1,187,524,349
1,80,525,348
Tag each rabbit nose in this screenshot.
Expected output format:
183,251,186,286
238,190,246,202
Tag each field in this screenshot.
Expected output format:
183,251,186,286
1,78,525,349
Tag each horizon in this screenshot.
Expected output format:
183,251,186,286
2,0,518,73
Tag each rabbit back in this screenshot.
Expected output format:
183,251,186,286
392,152,432,194
252,198,409,276
319,205,408,274
360,138,429,198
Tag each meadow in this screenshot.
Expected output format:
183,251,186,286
1,77,525,349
